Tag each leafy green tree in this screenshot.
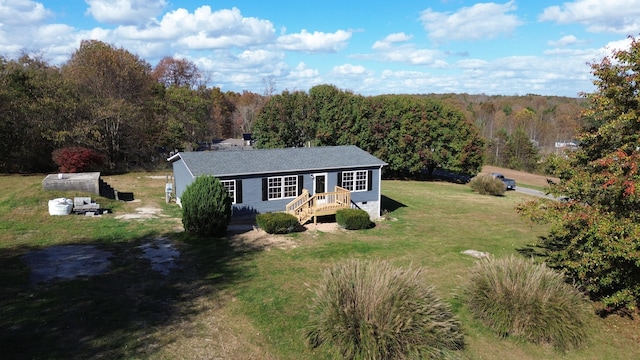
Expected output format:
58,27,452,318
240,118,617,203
505,127,539,172
0,55,76,172
181,176,231,237
253,90,315,148
517,36,640,312
309,84,365,146
253,87,484,177
156,85,210,152
364,95,483,177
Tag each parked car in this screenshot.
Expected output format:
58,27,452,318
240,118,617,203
491,173,516,190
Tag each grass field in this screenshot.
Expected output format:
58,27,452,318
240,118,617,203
1,172,639,359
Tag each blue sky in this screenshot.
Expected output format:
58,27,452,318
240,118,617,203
1,0,638,97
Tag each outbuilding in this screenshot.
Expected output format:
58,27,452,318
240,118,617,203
168,145,387,223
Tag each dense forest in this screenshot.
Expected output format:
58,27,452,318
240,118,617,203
0,39,585,174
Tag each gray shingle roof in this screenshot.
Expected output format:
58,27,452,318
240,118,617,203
170,145,387,178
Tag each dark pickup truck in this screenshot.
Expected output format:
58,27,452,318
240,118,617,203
491,173,516,190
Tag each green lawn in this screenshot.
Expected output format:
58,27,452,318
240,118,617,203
0,174,638,359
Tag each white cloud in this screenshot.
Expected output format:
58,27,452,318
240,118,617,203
290,62,320,78
605,38,633,52
332,63,368,75
359,37,449,67
420,1,522,42
548,34,581,47
85,0,167,26
237,49,283,66
539,0,640,34
0,0,51,26
372,32,412,49
108,6,276,54
276,29,352,53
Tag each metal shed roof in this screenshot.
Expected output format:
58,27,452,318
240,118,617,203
168,145,387,178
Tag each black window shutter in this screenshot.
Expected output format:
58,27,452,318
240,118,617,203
367,170,373,191
262,178,268,201
236,180,243,204
298,175,304,195
337,172,342,187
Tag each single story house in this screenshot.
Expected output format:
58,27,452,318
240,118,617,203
168,145,387,222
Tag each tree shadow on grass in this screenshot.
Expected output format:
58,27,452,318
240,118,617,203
0,231,261,359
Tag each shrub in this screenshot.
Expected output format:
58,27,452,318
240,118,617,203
181,175,231,237
463,256,591,351
52,146,104,173
256,212,299,234
469,174,505,196
335,208,371,230
305,259,464,359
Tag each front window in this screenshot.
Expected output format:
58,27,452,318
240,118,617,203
342,170,368,192
221,180,236,204
268,175,298,199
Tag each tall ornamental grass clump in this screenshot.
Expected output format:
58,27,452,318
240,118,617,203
469,174,505,196
305,259,464,359
181,175,231,237
463,256,591,351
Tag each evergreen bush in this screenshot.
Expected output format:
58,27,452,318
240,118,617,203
181,175,231,237
335,208,371,230
256,212,299,234
305,259,464,359
463,256,591,351
469,174,506,196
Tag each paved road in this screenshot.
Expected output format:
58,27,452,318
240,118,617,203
515,186,559,200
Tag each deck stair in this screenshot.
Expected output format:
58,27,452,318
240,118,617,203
286,186,351,225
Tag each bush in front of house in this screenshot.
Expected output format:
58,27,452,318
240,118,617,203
469,174,506,196
256,212,299,234
335,208,371,230
463,255,591,351
181,175,231,238
305,259,464,359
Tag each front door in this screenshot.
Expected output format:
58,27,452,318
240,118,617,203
313,173,327,204
313,173,327,195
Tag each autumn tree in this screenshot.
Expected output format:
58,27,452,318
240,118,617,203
61,40,158,169
152,56,203,88
233,90,265,136
518,36,640,312
210,88,236,139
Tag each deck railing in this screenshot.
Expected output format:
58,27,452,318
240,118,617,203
286,186,351,224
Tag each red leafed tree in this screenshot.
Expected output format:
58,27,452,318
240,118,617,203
52,147,104,173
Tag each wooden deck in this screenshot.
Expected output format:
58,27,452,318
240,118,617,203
286,186,351,224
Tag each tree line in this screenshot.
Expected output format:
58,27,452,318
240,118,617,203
0,40,265,173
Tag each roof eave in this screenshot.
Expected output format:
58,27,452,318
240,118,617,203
197,163,386,178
